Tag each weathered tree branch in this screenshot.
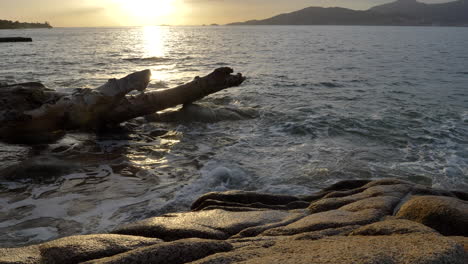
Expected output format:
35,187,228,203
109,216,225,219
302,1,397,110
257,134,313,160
103,67,245,124
0,67,246,143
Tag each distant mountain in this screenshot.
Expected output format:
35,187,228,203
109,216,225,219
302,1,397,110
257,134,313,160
228,0,468,26
370,0,468,25
0,20,52,29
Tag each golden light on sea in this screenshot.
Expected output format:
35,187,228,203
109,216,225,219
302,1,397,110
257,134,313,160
143,25,166,58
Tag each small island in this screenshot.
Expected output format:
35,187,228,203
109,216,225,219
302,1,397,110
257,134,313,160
0,19,52,29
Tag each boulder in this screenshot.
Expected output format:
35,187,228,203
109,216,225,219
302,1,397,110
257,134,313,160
191,190,300,211
191,234,466,264
396,195,468,236
0,234,162,264
39,234,162,264
449,236,468,252
261,209,383,236
307,184,410,214
82,239,232,264
339,196,401,214
113,209,294,240
349,219,437,236
0,246,40,264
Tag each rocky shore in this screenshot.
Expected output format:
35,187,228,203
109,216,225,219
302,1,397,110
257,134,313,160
1,178,467,263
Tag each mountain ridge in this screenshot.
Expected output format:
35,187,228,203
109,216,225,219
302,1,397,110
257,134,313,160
228,0,468,26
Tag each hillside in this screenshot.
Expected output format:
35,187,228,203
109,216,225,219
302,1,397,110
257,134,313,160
0,19,52,29
228,0,468,26
370,0,468,25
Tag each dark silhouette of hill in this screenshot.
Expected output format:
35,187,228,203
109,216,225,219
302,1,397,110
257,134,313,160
0,19,52,29
370,0,468,25
228,0,468,26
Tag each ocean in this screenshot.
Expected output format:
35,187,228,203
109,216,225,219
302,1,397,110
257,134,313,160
0,26,467,247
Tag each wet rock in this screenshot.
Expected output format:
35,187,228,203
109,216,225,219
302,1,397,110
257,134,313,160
193,199,309,212
148,129,168,137
261,209,384,236
301,179,371,202
322,179,371,192
191,234,466,264
113,209,293,240
452,190,468,201
362,178,412,188
191,190,300,211
350,219,437,236
396,195,468,236
82,239,232,264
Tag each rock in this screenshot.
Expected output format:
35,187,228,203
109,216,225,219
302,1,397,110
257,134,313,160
148,129,168,137
261,209,384,236
301,179,371,202
339,196,401,214
234,212,307,238
0,234,161,264
307,195,363,213
193,199,309,212
3,178,468,263
322,179,371,191
113,209,294,240
191,190,300,211
0,37,32,42
350,219,437,236
396,195,468,236
82,239,232,264
361,183,412,197
449,236,468,252
412,185,457,197
0,246,40,264
452,190,468,201
291,225,360,240
362,178,412,188
191,234,466,264
39,234,162,264
307,184,411,213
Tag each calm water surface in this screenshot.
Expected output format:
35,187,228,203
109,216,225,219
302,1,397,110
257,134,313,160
0,26,467,246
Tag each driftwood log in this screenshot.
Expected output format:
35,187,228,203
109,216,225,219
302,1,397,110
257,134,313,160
0,67,245,143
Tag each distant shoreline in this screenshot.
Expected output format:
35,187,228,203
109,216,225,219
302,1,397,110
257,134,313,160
0,19,52,30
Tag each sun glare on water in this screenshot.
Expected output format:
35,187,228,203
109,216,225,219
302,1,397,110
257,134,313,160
114,0,177,25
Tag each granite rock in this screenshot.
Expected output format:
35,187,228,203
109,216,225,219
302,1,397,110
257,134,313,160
396,195,468,236
2,178,468,264
113,209,294,240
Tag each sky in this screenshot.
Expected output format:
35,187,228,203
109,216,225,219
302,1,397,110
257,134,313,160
0,0,455,27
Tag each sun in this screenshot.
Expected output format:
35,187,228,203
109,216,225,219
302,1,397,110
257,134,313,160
114,0,176,25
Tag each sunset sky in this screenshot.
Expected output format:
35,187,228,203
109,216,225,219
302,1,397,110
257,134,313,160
0,0,454,27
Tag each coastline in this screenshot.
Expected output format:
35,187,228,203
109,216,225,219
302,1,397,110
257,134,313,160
1,178,467,263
